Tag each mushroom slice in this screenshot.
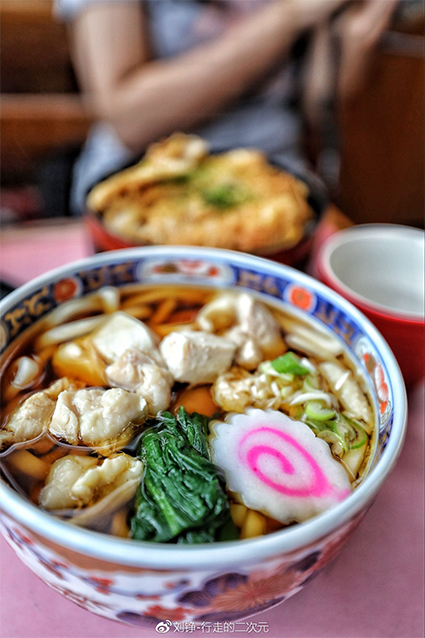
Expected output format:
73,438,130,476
42,287,120,328
35,316,106,351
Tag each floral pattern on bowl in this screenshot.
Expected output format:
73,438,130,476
0,510,363,627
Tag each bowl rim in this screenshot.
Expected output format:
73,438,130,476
316,224,425,324
0,246,407,570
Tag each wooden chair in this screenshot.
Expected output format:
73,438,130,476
1,1,91,182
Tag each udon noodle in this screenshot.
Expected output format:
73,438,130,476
0,286,375,543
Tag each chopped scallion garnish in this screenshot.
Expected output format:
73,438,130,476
305,401,336,422
271,352,309,376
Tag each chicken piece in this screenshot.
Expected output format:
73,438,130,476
235,293,284,360
49,387,147,446
160,330,236,385
197,292,284,365
39,453,143,510
319,361,372,424
92,312,159,364
106,347,173,414
224,326,263,370
0,378,83,449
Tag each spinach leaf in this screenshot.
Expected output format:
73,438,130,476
130,407,237,544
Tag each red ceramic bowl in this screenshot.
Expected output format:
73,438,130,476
84,206,316,266
317,224,425,389
84,154,326,267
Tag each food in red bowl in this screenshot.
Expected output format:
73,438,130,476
85,133,323,264
316,224,425,388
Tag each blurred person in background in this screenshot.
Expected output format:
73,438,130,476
55,0,397,214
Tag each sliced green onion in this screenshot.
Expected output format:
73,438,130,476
201,183,248,209
271,352,309,376
305,411,365,459
343,415,368,450
304,419,321,433
290,390,333,407
259,361,294,383
317,430,346,457
259,361,275,375
300,358,316,374
290,405,304,420
333,413,355,440
280,386,293,400
303,375,320,392
305,401,336,422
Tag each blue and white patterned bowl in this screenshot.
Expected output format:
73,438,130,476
0,247,407,628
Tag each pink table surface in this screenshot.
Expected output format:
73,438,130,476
0,220,91,288
0,220,424,638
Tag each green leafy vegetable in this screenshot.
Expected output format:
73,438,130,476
271,352,310,376
201,183,249,209
130,407,237,544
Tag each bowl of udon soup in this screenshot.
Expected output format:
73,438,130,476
0,247,406,628
85,133,322,264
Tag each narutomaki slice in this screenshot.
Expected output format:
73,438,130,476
210,409,351,525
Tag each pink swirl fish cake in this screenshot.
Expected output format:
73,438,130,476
210,409,351,525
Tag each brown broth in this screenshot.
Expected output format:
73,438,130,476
0,285,375,540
